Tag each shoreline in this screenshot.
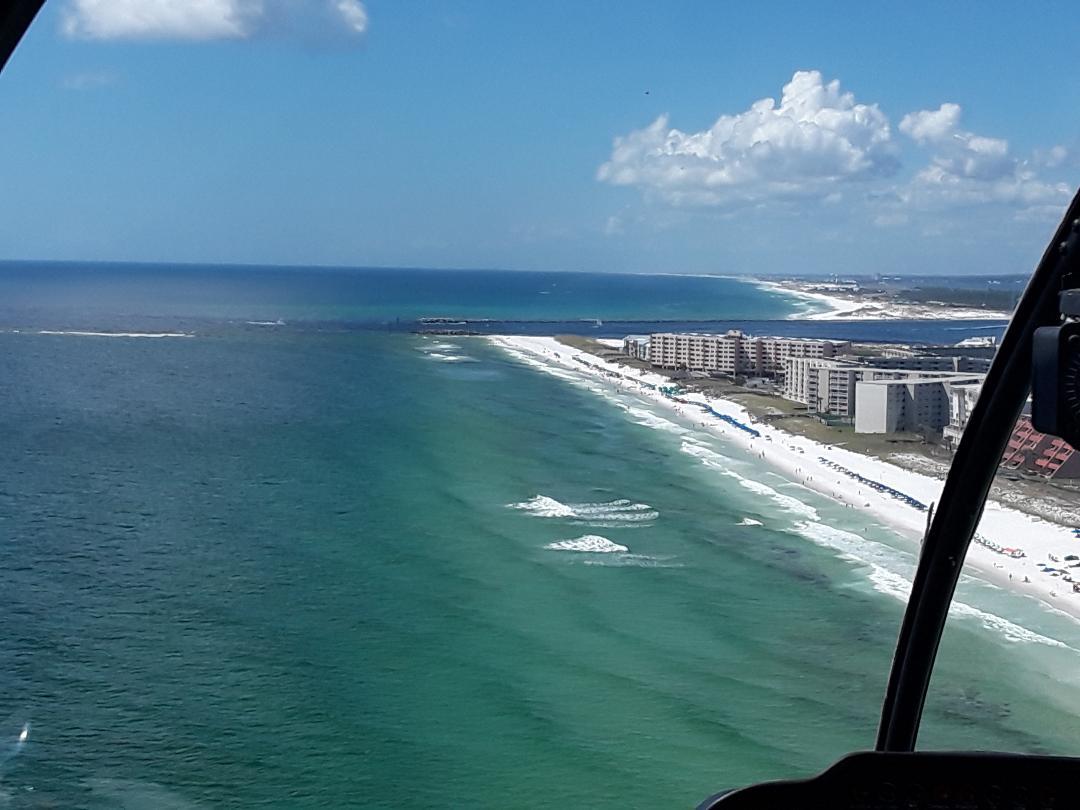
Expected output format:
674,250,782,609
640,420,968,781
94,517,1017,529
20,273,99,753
488,334,1080,627
750,278,1013,322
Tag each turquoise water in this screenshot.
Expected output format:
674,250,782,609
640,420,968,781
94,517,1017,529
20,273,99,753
2,327,1080,808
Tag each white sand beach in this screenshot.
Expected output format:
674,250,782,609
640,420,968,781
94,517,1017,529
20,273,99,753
490,335,1080,623
752,279,1013,321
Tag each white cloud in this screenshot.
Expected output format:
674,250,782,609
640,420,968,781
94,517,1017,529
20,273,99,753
1034,144,1070,169
62,0,253,40
896,103,961,144
334,0,368,34
61,0,368,41
899,103,1069,206
597,70,899,206
899,103,1012,181
600,73,1072,220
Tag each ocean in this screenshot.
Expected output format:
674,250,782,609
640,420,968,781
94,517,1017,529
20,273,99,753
0,263,1067,809
0,262,1008,343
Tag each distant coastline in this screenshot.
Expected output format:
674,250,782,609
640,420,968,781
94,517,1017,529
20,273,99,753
751,277,1014,321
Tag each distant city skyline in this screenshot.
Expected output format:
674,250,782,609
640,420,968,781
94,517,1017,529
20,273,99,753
1,1,1078,276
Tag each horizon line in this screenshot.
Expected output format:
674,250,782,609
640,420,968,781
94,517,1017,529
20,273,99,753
0,259,1031,279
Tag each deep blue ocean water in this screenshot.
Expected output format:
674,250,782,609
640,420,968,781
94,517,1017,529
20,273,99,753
0,262,1007,344
0,263,796,326
0,264,1057,810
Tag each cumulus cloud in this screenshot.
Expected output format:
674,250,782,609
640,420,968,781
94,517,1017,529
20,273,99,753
899,103,1070,207
62,0,253,39
61,0,368,41
597,70,899,206
900,103,1013,182
333,0,368,34
1034,144,1071,169
599,71,1073,221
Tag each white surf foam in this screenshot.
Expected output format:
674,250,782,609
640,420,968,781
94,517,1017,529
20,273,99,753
425,352,476,363
582,553,682,568
492,337,1077,646
499,343,631,398
546,535,629,553
509,495,577,517
738,518,764,526
36,330,193,338
570,499,658,521
792,521,1070,649
626,406,688,435
681,441,820,520
508,496,657,523
680,440,733,470
725,472,820,520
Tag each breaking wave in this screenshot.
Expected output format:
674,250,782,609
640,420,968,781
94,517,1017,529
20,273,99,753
416,341,477,362
35,330,193,338
424,352,477,363
508,495,576,518
680,440,731,470
792,521,1070,649
680,441,820,519
626,406,688,435
725,472,820,520
508,495,658,523
421,341,460,351
546,535,628,553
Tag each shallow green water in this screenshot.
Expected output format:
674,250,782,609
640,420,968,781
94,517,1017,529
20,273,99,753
1,331,1078,809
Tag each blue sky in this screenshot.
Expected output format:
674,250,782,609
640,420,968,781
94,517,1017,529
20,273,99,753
1,0,1078,276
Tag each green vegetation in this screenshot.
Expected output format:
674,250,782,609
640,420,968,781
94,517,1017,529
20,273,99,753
901,286,1019,311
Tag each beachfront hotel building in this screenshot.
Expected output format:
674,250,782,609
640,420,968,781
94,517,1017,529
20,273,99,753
783,356,986,433
783,359,860,418
940,383,1080,478
848,354,993,374
783,358,918,418
943,381,982,449
853,376,983,434
622,335,651,360
646,331,851,377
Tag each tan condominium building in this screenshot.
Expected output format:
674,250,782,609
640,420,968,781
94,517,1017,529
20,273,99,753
782,358,908,416
943,381,982,449
854,376,984,434
783,359,867,418
783,357,985,433
648,331,850,377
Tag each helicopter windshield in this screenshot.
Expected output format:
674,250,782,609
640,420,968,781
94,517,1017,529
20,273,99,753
1,4,1079,809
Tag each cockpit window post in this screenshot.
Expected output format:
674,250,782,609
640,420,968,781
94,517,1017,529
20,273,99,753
876,195,1080,753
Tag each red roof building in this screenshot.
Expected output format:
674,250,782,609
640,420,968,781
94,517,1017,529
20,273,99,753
1000,416,1080,479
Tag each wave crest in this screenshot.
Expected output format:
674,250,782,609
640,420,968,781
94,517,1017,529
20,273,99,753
546,535,629,553
791,521,1069,649
507,495,657,523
